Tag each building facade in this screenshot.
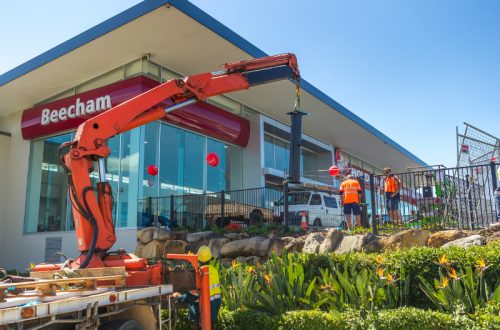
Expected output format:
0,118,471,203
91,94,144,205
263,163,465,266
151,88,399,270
0,0,426,270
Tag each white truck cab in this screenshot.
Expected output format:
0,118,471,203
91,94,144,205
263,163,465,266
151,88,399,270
274,190,345,228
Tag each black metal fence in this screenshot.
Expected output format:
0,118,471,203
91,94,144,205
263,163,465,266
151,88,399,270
138,187,284,231
369,162,499,233
137,186,351,230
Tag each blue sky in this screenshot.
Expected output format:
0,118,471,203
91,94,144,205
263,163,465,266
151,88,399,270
1,0,498,167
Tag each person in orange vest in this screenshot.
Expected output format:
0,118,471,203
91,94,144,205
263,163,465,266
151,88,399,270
172,246,221,330
339,175,363,231
383,167,401,225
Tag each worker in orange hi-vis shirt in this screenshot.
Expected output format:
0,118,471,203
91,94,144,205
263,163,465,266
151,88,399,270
339,175,363,231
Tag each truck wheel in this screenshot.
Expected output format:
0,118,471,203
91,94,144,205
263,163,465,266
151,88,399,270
101,319,144,330
313,218,322,227
249,209,264,225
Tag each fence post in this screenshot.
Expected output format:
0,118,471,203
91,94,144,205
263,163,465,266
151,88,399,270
170,194,174,229
283,182,289,230
465,174,475,229
147,197,154,227
491,161,498,191
220,190,225,228
369,174,378,235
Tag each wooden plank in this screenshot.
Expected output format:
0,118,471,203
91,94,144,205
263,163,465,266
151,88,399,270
0,275,125,291
30,266,126,280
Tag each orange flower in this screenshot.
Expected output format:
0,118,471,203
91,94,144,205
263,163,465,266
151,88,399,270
385,273,396,284
246,266,255,274
376,267,384,278
448,268,459,280
437,255,449,267
263,274,272,284
437,277,449,289
231,260,239,269
375,255,384,265
477,258,489,272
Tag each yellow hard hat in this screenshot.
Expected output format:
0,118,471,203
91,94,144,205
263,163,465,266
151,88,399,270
197,246,212,263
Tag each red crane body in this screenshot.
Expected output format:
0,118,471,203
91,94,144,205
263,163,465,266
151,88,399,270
34,54,300,286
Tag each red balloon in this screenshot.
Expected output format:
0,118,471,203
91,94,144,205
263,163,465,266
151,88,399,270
147,164,158,176
206,152,219,167
329,165,340,177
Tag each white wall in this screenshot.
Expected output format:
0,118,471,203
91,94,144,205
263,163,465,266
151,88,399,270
242,112,264,189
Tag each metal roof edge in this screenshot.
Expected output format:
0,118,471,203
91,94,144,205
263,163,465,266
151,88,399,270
0,0,172,86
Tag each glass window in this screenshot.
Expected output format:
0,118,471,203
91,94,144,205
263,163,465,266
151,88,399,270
302,149,319,180
324,196,338,208
274,138,289,173
207,139,226,193
264,134,275,169
117,129,140,228
226,144,243,191
141,122,159,198
159,124,182,196
183,131,204,194
25,133,73,232
310,194,322,206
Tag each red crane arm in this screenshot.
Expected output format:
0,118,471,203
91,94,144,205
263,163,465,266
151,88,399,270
60,53,299,267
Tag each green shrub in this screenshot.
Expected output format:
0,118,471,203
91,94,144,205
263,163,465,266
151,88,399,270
215,307,479,330
217,308,279,330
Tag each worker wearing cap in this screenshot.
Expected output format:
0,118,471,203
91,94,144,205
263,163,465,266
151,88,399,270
173,246,221,329
340,175,363,230
383,167,401,225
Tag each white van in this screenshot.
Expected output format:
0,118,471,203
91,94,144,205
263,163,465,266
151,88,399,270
273,191,345,228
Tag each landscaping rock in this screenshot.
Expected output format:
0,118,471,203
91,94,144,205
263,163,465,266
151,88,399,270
163,240,187,254
363,236,384,253
138,227,156,244
184,239,212,254
486,231,500,244
335,235,364,254
318,228,343,253
267,238,284,257
283,236,305,253
208,238,231,258
157,230,188,241
236,256,261,265
220,237,270,257
303,233,324,254
224,233,249,241
381,229,429,251
135,242,145,258
141,240,164,259
427,230,467,248
442,234,486,248
186,231,215,243
478,222,500,237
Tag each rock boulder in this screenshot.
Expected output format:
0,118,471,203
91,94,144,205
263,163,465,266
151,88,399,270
163,240,187,254
302,233,324,254
335,235,364,254
318,228,343,253
186,231,215,243
381,229,429,251
442,234,485,248
141,240,164,259
427,230,467,248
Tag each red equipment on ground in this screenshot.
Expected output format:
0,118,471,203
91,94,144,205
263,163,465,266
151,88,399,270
33,54,300,289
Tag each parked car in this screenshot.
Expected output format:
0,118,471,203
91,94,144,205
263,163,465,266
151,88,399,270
273,191,345,228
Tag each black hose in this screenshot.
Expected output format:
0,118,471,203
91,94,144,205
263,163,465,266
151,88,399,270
79,188,99,269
